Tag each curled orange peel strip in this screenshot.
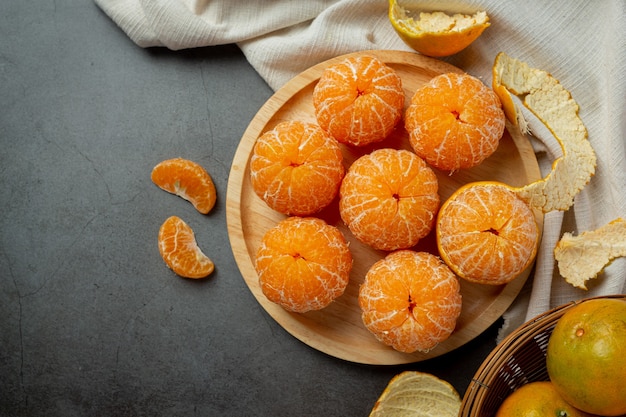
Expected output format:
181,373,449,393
492,52,597,213
555,218,626,290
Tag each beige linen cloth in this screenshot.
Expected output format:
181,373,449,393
95,0,626,337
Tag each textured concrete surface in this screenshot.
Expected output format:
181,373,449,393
1,1,502,416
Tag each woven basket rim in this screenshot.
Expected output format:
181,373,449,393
459,294,626,416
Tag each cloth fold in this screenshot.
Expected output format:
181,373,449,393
95,0,626,336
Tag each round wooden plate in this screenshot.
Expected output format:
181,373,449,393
226,50,543,365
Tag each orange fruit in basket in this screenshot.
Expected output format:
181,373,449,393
389,0,490,57
436,181,539,285
359,250,462,353
546,298,626,416
339,148,439,251
151,158,217,214
312,54,404,147
158,216,215,279
250,121,345,216
405,72,505,171
254,216,353,313
495,381,596,417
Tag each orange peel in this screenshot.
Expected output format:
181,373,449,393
370,371,461,417
389,0,489,57
492,52,597,212
555,217,626,290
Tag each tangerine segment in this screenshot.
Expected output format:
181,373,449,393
405,72,505,171
158,216,214,279
254,217,353,313
436,182,539,285
359,250,462,353
312,55,404,147
339,148,440,251
250,121,345,216
389,1,490,57
492,52,596,212
151,158,217,214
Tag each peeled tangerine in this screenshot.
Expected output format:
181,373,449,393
437,53,597,285
359,250,462,354
254,217,352,313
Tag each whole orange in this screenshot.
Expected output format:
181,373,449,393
546,298,626,416
495,381,596,417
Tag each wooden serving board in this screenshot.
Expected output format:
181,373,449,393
226,50,543,365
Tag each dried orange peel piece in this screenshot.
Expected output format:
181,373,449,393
370,371,461,417
389,0,489,57
492,52,597,212
555,218,626,290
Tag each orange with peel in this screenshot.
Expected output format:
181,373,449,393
254,216,352,313
339,148,440,251
151,158,217,214
546,298,626,416
359,250,462,353
495,381,597,417
405,72,506,171
389,0,490,57
249,120,345,216
158,216,215,279
312,54,404,147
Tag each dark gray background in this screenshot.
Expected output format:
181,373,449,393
1,1,501,415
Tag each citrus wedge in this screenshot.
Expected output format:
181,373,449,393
492,52,597,212
158,216,215,279
151,158,217,214
555,217,626,289
389,0,489,57
370,371,461,417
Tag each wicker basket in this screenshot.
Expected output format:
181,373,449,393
459,294,626,417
